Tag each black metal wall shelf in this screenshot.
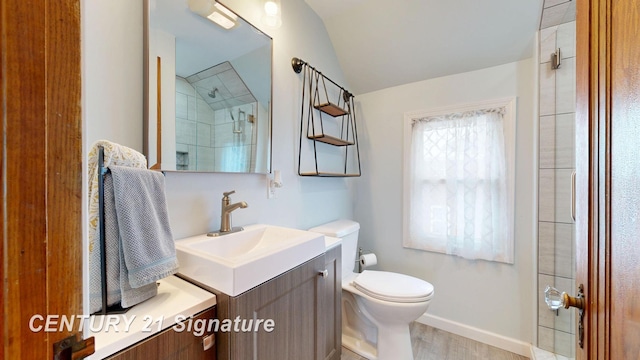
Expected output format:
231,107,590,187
299,171,361,177
292,57,361,177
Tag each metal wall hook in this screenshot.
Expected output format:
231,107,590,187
292,57,305,73
551,48,562,69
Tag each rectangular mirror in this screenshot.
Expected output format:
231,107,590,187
144,0,272,173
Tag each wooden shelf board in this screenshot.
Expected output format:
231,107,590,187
308,134,355,146
299,172,361,177
314,102,349,117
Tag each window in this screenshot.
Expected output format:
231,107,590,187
403,98,515,263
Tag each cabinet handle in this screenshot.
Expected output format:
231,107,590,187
202,334,215,351
319,269,328,278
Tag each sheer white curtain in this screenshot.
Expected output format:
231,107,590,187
405,108,513,263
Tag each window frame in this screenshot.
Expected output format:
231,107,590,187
402,97,517,263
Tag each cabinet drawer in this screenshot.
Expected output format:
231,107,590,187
106,307,216,360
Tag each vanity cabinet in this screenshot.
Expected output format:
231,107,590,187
105,307,216,360
208,248,341,360
321,244,342,360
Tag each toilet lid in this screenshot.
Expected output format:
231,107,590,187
353,270,434,303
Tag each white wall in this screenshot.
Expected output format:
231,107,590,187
82,0,356,310
354,59,537,344
82,0,536,349
83,0,144,150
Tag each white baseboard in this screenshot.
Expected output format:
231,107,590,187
416,314,532,357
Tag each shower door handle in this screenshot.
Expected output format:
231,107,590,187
544,284,585,348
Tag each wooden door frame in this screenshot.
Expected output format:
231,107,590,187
1,0,83,358
576,0,616,358
578,0,640,358
576,0,601,357
576,0,596,358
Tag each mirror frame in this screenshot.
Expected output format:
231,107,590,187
143,0,273,174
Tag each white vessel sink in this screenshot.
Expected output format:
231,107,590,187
175,224,325,296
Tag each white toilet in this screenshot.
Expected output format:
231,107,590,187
310,220,434,360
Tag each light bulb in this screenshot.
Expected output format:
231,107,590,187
264,1,278,15
262,0,282,28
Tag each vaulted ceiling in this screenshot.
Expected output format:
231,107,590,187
304,0,546,95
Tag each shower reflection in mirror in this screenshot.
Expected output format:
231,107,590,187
175,61,261,172
146,0,272,174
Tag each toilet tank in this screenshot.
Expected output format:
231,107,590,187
309,220,360,277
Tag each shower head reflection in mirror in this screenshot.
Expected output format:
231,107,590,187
145,0,272,173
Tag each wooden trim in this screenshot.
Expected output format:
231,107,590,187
576,0,598,357
45,0,83,356
2,0,82,358
598,0,613,358
575,0,591,357
608,1,640,358
0,34,3,359
0,40,3,359
150,56,162,170
576,0,615,358
3,1,48,357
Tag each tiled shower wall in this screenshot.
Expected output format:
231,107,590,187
537,20,576,358
175,76,257,172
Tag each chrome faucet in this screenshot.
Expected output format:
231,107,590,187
208,190,248,236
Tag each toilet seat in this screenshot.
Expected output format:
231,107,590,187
352,270,434,303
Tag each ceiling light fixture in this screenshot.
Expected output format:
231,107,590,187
188,0,238,30
262,0,282,28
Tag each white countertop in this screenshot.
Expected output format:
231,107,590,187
87,276,216,359
324,235,342,250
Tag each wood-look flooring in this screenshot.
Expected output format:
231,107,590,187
341,322,529,360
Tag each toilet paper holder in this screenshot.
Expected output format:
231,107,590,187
357,247,377,273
